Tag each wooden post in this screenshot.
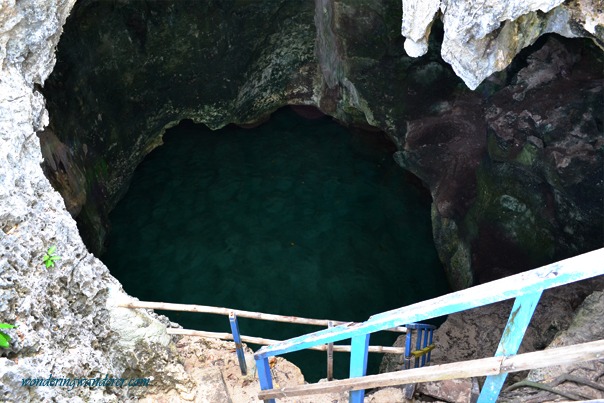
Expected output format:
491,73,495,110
229,311,247,376
478,291,543,403
327,321,334,381
349,334,370,403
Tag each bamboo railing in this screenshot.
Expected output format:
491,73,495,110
115,300,407,332
167,328,406,354
113,299,409,377
113,249,604,403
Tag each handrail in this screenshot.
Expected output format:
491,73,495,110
254,248,604,402
114,300,407,332
258,339,604,400
166,328,406,354
255,248,603,356
113,299,409,378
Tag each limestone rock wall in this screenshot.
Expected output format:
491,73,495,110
42,0,457,255
402,0,604,89
0,1,194,401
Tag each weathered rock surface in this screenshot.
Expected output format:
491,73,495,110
393,95,487,289
395,36,603,288
401,0,604,89
416,378,480,402
139,335,353,403
1,0,203,401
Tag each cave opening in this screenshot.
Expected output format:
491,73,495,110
37,0,604,385
37,0,455,382
99,106,450,381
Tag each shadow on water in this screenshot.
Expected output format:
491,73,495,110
102,107,450,382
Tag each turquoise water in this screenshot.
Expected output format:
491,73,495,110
102,107,450,381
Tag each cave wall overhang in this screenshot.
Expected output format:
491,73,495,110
401,0,604,89
41,0,603,290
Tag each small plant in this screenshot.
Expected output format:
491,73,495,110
0,323,16,348
43,245,61,268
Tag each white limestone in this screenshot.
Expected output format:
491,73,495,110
401,0,603,89
0,1,191,401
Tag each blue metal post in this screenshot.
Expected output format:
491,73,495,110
349,334,370,403
229,311,247,376
256,356,275,403
427,328,434,363
415,328,423,368
404,328,413,369
421,327,430,367
478,291,543,403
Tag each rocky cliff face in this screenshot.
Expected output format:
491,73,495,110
0,1,195,401
396,36,603,287
41,0,322,253
1,0,602,402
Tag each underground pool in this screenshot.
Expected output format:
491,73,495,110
101,107,450,381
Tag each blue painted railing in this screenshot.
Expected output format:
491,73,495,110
254,248,604,402
404,323,435,369
229,311,248,375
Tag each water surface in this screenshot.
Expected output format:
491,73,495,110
102,107,450,381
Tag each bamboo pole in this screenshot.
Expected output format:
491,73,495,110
258,339,604,399
167,328,406,354
115,299,407,332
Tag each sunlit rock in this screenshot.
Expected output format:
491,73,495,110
401,0,604,89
